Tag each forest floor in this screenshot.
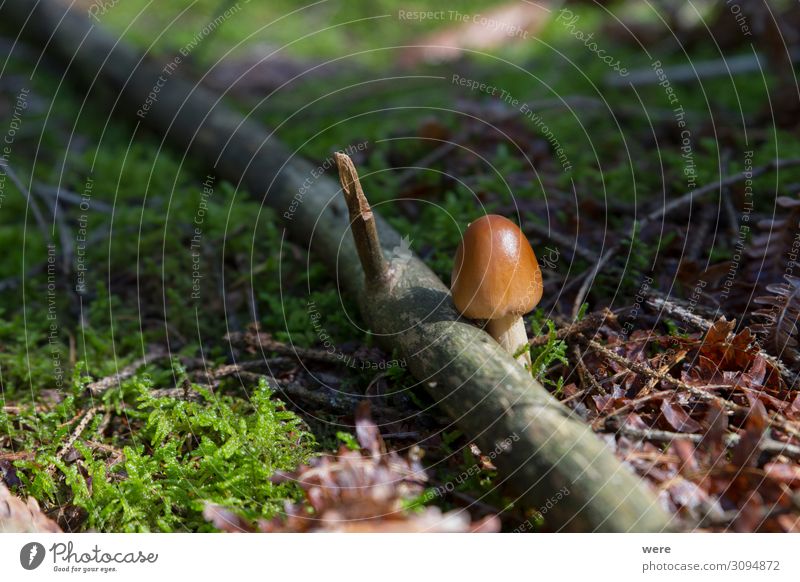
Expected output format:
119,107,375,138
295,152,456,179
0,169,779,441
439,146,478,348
2,1,800,532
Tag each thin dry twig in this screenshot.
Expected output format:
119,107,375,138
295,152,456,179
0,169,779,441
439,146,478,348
585,337,735,406
86,348,168,396
54,407,99,465
335,152,387,286
84,439,125,466
570,158,800,317
616,425,800,461
528,308,613,347
34,183,113,213
225,330,371,366
646,294,716,331
523,219,598,263
646,294,797,386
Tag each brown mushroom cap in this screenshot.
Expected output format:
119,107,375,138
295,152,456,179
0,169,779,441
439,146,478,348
451,214,542,320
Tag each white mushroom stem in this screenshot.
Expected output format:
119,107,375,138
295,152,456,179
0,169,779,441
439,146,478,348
486,314,531,368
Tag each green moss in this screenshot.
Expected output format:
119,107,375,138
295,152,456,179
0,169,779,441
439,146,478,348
10,376,315,532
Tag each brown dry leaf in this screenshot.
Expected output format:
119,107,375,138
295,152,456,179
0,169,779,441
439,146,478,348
731,400,768,468
699,318,758,371
733,491,765,533
660,398,702,433
763,461,800,486
202,504,256,533
0,485,61,533
788,394,800,420
204,403,499,533
567,319,800,531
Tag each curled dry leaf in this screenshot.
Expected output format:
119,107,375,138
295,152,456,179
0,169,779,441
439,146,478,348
731,400,768,468
660,398,702,433
754,274,800,364
202,503,256,533
0,484,62,533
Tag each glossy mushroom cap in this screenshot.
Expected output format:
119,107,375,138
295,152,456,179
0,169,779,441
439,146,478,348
451,214,542,320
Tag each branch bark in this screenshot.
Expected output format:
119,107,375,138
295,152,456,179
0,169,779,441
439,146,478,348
0,0,673,531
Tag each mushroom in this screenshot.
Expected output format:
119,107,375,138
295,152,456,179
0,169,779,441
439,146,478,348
450,214,542,367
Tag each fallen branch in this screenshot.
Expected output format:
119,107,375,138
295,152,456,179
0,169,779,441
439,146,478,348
333,154,671,531
606,50,800,87
1,0,672,532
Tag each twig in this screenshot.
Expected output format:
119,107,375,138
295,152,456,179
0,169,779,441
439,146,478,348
570,158,800,317
150,387,206,401
615,425,800,461
206,359,289,379
645,294,797,386
37,180,74,275
0,451,34,461
573,344,606,397
584,337,737,409
198,359,421,419
571,246,618,319
84,439,124,466
54,407,98,464
0,160,52,247
225,330,378,367
528,308,614,347
462,95,686,123
523,220,597,263
605,50,800,87
335,152,387,287
593,389,675,430
34,183,112,213
393,141,458,187
86,348,168,396
646,158,800,226
646,294,715,332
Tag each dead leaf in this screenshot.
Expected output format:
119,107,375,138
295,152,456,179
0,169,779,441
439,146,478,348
0,485,61,533
731,400,768,467
207,403,498,533
660,398,702,433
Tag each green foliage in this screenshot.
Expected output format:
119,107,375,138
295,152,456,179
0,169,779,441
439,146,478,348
525,318,568,386
11,376,315,532
336,431,360,451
